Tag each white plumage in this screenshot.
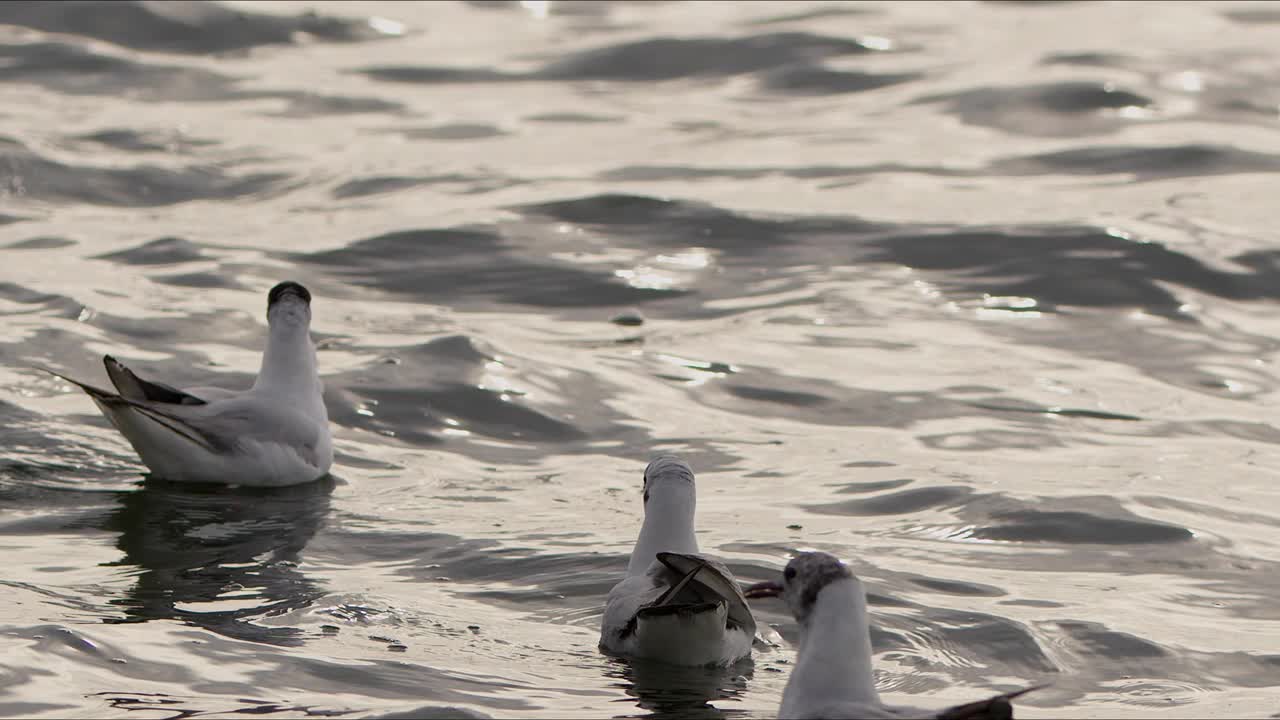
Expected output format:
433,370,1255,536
600,455,756,666
44,281,332,487
746,552,1042,719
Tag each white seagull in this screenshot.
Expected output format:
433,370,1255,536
745,552,1043,720
44,281,332,487
599,455,756,666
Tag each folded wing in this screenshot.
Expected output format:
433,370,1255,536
654,551,756,635
103,355,208,405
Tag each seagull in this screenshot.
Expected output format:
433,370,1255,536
599,455,756,667
42,281,332,487
745,552,1043,719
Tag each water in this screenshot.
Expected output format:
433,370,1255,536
2,0,1280,717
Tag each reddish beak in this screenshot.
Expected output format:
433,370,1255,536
743,580,784,599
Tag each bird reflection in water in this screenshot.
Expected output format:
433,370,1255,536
97,475,336,645
605,655,753,720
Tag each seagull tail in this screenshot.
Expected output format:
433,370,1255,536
39,364,219,454
34,364,120,400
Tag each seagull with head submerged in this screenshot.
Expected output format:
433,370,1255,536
599,455,757,667
43,281,332,487
745,551,1044,720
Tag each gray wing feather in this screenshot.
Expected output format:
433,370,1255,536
178,396,323,466
104,355,208,405
656,551,756,634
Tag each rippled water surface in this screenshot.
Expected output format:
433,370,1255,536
3,1,1280,717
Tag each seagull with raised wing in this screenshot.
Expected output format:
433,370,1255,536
44,281,332,487
745,552,1042,719
599,455,756,666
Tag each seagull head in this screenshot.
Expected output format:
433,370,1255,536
744,551,853,625
267,281,313,330
641,455,695,506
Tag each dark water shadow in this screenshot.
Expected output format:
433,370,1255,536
298,192,1280,326
357,31,889,86
1221,7,1280,24
332,170,524,199
0,280,85,320
518,191,1280,321
987,144,1280,180
597,141,1280,184
321,334,642,459
93,476,335,645
537,33,884,82
604,657,754,719
66,128,218,154
913,81,1154,137
324,521,624,618
5,235,77,249
92,236,208,265
758,66,919,95
293,227,687,309
861,224,1280,317
743,5,880,26
80,641,526,717
809,486,1195,545
0,0,391,55
0,40,245,101
0,39,405,117
0,135,291,207
284,192,1280,420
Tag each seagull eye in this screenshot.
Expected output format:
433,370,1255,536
784,566,797,582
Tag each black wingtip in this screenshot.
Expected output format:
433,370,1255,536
267,281,311,307
934,684,1049,720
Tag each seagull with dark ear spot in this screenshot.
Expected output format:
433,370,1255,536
599,455,758,666
745,552,1046,719
40,281,333,487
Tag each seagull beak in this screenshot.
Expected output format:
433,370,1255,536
743,580,784,599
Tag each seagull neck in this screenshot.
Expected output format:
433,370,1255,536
252,324,319,397
786,578,880,711
627,486,699,576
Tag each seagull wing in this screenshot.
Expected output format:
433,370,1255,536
104,355,208,405
135,394,325,468
601,570,664,645
43,366,322,466
655,551,756,634
38,366,223,452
